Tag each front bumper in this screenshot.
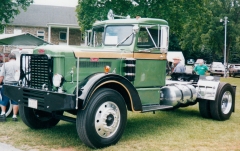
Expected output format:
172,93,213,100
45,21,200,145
210,71,224,75
3,84,77,112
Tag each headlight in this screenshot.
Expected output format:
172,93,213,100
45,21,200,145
53,74,63,87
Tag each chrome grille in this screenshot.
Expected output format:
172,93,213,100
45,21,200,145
20,54,53,90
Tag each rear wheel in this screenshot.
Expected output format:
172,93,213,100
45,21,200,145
19,105,63,129
198,99,211,118
76,88,127,149
210,83,234,121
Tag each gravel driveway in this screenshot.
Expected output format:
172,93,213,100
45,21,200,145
0,143,22,151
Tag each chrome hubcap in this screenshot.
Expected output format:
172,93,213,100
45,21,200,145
95,101,120,138
221,91,232,114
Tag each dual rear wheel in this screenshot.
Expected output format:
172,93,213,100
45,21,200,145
199,82,234,121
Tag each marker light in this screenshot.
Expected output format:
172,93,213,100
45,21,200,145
53,74,63,87
104,66,110,74
38,49,45,54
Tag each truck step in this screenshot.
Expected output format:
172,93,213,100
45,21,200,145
142,105,173,113
53,114,76,123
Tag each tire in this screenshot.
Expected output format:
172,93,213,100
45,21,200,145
76,88,127,149
229,73,232,77
19,105,63,129
233,73,235,77
198,99,211,118
210,83,234,121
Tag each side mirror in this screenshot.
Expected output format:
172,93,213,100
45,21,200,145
133,25,139,34
160,26,169,53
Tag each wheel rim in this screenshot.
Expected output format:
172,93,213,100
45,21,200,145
95,101,120,138
221,91,232,114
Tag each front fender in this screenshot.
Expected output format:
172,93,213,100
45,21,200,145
77,73,142,111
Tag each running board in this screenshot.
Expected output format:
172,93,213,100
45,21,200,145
53,114,76,123
142,105,173,113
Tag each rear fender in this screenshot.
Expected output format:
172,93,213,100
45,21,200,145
77,73,142,111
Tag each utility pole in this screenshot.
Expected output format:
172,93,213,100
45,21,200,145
220,16,228,78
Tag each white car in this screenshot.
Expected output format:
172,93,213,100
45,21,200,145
187,59,195,65
209,62,225,76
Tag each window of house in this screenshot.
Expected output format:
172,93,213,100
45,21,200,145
14,27,22,34
59,32,67,40
37,31,45,39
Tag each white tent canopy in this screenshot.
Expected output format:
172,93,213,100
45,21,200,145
0,33,51,46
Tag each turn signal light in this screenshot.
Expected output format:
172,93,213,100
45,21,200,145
104,66,110,74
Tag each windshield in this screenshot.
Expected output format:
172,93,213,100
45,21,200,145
104,25,133,45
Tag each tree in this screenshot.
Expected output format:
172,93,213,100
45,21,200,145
180,0,240,63
0,0,33,32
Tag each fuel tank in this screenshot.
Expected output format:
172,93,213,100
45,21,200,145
160,84,197,107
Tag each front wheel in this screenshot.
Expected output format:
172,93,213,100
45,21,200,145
210,83,234,121
76,88,127,149
19,105,63,129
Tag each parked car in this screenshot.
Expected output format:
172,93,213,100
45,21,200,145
187,59,195,65
209,62,225,76
228,64,240,77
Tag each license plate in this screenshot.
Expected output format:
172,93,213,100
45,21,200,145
28,98,38,109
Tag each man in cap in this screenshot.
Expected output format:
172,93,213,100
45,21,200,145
172,56,185,73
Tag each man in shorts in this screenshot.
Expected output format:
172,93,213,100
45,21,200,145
0,53,19,122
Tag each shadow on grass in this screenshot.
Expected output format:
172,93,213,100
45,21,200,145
19,105,209,149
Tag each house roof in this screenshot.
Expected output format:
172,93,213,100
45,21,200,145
0,33,51,46
9,4,79,27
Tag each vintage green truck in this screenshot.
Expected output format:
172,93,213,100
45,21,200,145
4,10,236,148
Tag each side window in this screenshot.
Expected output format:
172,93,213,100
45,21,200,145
137,28,159,48
59,31,67,40
14,27,22,34
37,31,45,39
91,27,104,47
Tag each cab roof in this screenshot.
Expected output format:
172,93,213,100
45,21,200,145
93,18,168,27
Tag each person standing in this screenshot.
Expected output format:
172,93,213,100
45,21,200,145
194,60,208,75
0,53,19,122
172,56,185,73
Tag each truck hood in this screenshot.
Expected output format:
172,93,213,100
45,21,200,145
33,45,134,58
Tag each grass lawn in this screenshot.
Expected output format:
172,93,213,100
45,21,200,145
0,77,239,151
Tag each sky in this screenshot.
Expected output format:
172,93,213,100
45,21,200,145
33,0,78,7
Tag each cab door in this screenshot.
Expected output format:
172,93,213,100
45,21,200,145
133,25,168,88
133,25,168,104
